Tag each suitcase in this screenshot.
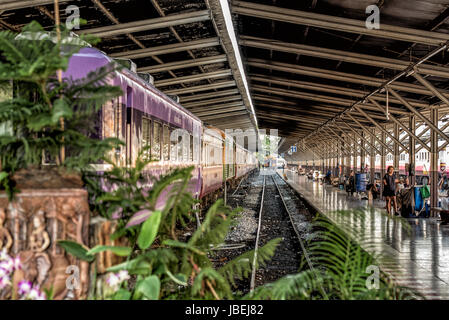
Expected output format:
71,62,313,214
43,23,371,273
399,188,414,218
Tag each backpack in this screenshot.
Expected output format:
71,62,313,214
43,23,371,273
420,185,431,199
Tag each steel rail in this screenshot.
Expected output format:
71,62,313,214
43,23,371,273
231,174,247,197
249,174,266,294
271,173,327,299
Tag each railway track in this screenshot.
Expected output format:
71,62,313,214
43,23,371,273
249,172,315,294
212,170,317,294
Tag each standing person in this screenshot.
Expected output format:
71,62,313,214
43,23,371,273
383,166,399,216
347,170,356,197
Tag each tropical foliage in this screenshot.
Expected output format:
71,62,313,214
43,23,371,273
62,154,281,300
0,22,122,198
248,210,417,300
0,21,418,301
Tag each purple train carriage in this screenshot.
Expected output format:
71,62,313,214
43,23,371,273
63,47,258,203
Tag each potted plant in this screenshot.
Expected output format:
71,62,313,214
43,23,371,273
0,21,122,299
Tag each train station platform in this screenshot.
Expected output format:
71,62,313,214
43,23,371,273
280,169,449,300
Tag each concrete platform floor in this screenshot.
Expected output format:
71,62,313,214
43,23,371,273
280,169,449,300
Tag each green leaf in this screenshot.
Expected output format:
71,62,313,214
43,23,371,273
134,275,160,300
57,240,95,262
137,210,161,250
112,289,132,300
0,171,8,182
87,245,132,257
52,97,73,122
26,113,53,131
166,269,187,286
162,239,205,256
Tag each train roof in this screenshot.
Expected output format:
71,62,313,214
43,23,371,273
63,47,202,133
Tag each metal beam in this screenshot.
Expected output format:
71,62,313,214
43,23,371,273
184,95,242,108
413,72,449,106
189,101,244,113
179,89,239,103
353,105,409,152
388,88,449,144
326,127,357,154
194,106,246,117
251,74,424,111
338,120,379,155
247,58,436,96
201,111,249,121
252,94,297,105
164,80,236,95
110,38,220,60
252,85,390,120
138,55,227,73
148,0,213,85
208,0,258,130
211,119,253,126
256,103,338,118
367,98,430,151
155,69,232,86
79,10,211,38
303,37,449,143
345,113,394,154
233,1,449,46
240,36,449,78
0,0,69,10
257,111,324,125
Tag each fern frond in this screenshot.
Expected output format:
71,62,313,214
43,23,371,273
219,238,282,287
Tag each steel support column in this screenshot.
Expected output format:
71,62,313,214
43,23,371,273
394,123,400,173
409,115,416,186
370,128,376,183
431,107,439,212
381,127,386,197
361,131,365,172
352,133,357,173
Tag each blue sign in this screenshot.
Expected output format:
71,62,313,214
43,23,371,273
291,145,297,153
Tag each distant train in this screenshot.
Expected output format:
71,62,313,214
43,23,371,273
61,47,258,203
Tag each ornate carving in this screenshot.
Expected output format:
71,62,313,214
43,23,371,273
0,188,90,300
0,208,12,252
93,219,128,274
29,210,50,253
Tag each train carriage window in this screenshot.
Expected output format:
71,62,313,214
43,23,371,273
142,117,151,160
114,99,121,139
190,135,194,162
152,121,162,161
179,133,185,162
170,127,177,161
163,125,170,161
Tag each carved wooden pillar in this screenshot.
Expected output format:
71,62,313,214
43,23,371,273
0,170,90,300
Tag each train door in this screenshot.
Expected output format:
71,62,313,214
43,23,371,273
126,86,132,165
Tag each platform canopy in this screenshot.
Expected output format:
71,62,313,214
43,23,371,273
5,1,449,159
231,0,449,153
0,0,258,131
